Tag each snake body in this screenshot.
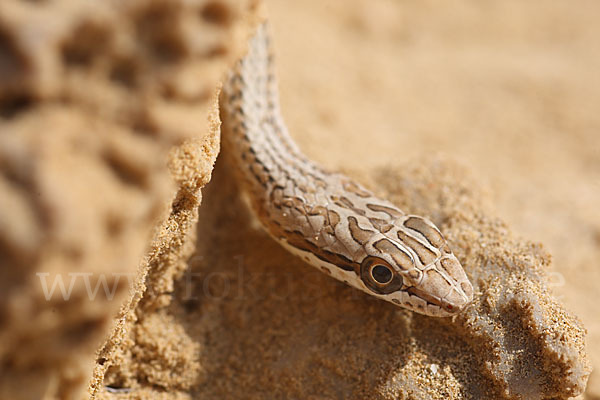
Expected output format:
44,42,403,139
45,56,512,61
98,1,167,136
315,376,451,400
220,23,473,317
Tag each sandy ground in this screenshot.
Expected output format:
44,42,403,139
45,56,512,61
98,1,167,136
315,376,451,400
264,0,599,397
13,0,591,398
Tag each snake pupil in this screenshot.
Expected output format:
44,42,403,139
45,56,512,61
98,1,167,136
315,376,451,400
372,264,393,284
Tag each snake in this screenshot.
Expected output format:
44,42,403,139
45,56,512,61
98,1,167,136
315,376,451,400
219,22,473,317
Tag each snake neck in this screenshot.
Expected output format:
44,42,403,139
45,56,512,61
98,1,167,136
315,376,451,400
219,22,408,267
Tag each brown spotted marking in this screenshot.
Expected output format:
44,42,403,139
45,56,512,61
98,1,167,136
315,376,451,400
373,239,414,271
368,217,394,233
297,183,314,194
404,216,445,248
307,205,328,217
331,195,367,216
347,216,373,245
327,209,341,228
397,230,438,266
366,203,404,219
342,180,371,198
307,205,336,237
289,197,306,213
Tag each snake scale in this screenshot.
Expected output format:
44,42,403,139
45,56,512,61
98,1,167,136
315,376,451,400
219,23,473,317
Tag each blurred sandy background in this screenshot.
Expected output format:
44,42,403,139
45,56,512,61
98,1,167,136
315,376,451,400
265,0,599,396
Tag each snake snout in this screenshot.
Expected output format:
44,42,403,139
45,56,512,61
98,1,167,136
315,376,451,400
439,282,473,314
410,256,473,315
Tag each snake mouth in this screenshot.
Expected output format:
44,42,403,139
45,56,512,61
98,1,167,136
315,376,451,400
407,287,443,308
407,286,468,314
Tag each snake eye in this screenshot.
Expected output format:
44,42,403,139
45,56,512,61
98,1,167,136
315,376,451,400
360,256,402,294
371,264,393,284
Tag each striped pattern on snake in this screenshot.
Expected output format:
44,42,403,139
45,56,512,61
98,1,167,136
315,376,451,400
219,22,473,317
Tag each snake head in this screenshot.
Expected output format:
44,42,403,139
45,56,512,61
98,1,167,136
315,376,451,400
359,216,473,317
